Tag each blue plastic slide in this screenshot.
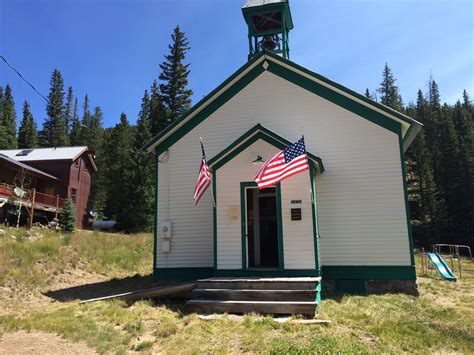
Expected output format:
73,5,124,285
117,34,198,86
426,252,457,281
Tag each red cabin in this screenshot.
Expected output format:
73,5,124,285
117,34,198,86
0,147,97,229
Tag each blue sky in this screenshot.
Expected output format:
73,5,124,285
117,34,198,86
1,0,473,129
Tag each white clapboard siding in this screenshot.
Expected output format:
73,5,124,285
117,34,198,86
280,171,315,269
155,70,410,268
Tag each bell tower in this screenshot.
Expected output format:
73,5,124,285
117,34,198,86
242,0,293,60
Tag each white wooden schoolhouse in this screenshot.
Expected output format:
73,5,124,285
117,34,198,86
143,0,421,309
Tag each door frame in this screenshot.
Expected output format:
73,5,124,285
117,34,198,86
240,181,284,271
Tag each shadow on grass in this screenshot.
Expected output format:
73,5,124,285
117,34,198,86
43,273,174,302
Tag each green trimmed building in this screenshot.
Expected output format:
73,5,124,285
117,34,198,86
143,0,421,294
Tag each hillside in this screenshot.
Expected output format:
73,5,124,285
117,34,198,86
0,228,473,353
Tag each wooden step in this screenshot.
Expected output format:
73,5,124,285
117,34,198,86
197,277,321,291
187,299,318,316
192,288,318,302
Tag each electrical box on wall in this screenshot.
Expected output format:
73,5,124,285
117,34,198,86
161,240,171,253
160,221,172,240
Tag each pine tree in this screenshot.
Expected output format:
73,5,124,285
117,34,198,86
60,197,76,232
18,101,38,148
70,98,81,145
78,94,91,146
0,86,4,147
87,106,104,151
41,69,69,147
64,86,74,137
377,63,402,111
159,25,193,125
126,91,154,232
405,91,438,246
104,113,135,231
0,84,18,149
149,81,166,136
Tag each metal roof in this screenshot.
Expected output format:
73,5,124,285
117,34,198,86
0,146,89,162
243,0,287,8
0,154,59,180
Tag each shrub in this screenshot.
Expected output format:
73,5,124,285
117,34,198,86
60,197,76,232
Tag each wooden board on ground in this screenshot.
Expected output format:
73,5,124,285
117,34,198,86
79,282,197,304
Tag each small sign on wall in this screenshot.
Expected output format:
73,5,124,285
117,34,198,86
291,208,302,220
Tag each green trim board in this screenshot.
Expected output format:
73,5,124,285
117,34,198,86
152,266,414,280
208,123,324,173
239,181,284,270
398,128,416,266
309,161,320,271
143,50,421,156
142,52,267,153
154,267,214,281
275,182,284,270
266,62,401,136
262,50,420,129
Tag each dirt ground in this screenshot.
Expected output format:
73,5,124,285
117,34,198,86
0,330,97,354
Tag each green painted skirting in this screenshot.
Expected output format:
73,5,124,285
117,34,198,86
153,268,214,281
153,266,416,281
322,266,416,280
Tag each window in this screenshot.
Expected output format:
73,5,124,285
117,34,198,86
71,188,77,204
16,149,33,156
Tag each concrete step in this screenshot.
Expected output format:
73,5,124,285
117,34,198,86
197,277,321,291
187,299,318,316
192,288,318,302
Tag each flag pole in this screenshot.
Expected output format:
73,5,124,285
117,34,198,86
200,137,216,207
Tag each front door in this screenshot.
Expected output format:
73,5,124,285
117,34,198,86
245,186,279,268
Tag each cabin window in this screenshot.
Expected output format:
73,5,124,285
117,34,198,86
71,188,77,204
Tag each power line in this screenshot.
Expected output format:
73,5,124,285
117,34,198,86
0,55,49,103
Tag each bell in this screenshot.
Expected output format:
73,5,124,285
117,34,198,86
261,35,277,51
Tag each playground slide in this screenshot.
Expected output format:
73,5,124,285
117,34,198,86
426,252,457,281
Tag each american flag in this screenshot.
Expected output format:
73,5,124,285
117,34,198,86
193,140,211,205
254,137,309,189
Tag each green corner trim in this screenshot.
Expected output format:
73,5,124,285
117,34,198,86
398,128,416,266
153,267,214,281
322,266,416,280
240,181,284,270
143,49,421,157
309,162,320,271
208,123,324,173
152,153,158,276
276,182,284,270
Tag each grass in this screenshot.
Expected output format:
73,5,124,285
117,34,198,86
0,226,152,289
0,227,473,353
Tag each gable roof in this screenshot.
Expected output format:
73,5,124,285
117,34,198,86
0,146,97,172
208,124,324,174
0,154,59,181
143,50,422,155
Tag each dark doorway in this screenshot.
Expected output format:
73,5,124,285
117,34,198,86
246,187,279,268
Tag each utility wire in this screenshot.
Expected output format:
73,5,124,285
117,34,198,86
0,55,49,103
